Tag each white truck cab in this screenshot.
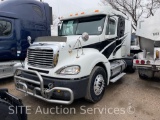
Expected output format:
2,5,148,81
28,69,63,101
14,7,132,104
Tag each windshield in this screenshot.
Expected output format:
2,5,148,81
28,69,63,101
59,15,106,36
0,20,12,37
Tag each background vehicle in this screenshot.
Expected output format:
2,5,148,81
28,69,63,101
130,33,142,55
0,0,52,79
14,7,132,104
0,89,27,120
134,13,160,79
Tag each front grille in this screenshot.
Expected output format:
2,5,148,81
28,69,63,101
28,48,53,68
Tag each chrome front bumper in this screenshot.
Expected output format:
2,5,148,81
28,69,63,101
14,68,74,105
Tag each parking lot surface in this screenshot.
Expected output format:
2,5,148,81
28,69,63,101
0,71,160,120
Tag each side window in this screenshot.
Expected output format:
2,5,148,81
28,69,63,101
62,21,77,35
33,5,43,18
106,19,116,35
0,20,12,37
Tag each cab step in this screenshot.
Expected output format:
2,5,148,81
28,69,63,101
110,73,126,83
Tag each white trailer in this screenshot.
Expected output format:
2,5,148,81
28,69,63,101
14,7,132,104
134,13,160,79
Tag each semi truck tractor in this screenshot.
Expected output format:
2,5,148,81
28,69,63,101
134,13,160,79
0,0,52,79
14,7,132,104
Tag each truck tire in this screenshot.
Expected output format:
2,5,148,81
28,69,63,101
85,66,106,103
0,99,19,120
138,69,153,80
139,72,147,79
123,57,135,73
125,66,135,73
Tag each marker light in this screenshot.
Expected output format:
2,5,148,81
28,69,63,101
70,14,73,16
95,10,99,12
146,60,150,64
75,13,78,16
136,60,139,64
141,60,145,65
156,50,159,59
53,52,59,66
81,12,85,14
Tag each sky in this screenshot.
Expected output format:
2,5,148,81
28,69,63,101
0,0,102,16
0,0,103,35
42,0,101,17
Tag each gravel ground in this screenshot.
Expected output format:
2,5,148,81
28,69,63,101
0,71,160,120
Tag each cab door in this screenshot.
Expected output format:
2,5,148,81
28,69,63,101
102,17,118,59
0,17,16,61
106,17,117,39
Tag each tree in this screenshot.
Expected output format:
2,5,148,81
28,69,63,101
154,0,160,5
104,0,159,30
154,0,160,3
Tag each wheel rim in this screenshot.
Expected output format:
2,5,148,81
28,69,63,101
94,74,105,96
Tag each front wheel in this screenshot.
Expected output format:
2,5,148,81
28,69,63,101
85,66,107,103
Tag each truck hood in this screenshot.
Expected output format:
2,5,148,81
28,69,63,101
32,35,100,51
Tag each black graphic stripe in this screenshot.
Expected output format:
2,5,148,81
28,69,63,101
82,37,116,51
102,37,126,58
102,41,117,58
75,34,128,58
113,35,127,55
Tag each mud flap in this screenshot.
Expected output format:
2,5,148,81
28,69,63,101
123,57,135,73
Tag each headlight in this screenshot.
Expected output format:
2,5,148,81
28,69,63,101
56,65,80,75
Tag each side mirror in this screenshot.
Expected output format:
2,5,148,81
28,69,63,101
82,32,89,42
58,25,61,34
58,21,62,35
27,36,32,45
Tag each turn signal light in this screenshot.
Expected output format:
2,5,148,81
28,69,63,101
156,50,159,59
57,90,61,93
